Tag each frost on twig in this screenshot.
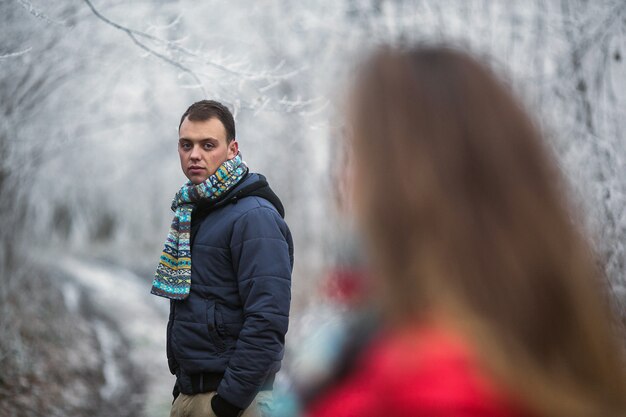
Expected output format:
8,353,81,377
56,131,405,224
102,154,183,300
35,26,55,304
0,47,32,60
16,0,67,26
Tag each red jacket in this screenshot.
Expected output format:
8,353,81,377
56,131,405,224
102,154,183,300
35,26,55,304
306,324,529,417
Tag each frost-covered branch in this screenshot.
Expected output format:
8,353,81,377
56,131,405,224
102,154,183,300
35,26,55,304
83,0,207,95
82,0,301,99
573,1,626,60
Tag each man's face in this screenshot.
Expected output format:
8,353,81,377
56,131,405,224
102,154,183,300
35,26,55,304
178,117,238,184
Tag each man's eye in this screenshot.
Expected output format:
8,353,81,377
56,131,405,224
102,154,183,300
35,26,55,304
203,143,214,150
180,143,191,150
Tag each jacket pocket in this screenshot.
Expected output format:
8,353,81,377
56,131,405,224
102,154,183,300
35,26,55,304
206,301,226,352
215,303,228,337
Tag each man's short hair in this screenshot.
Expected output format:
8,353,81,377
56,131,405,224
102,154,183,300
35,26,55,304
179,100,236,142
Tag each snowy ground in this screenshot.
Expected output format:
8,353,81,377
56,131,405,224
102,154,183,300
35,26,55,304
56,256,174,417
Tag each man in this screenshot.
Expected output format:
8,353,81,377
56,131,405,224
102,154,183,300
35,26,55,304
151,100,293,417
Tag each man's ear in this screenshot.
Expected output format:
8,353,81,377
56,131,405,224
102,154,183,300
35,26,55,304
228,139,239,158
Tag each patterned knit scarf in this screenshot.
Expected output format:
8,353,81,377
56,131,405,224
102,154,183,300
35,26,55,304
150,153,248,300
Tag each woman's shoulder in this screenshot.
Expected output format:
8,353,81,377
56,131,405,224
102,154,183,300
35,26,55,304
369,323,482,382
371,324,527,416
307,323,529,417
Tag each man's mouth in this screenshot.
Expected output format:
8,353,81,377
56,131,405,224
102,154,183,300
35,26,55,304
188,166,205,175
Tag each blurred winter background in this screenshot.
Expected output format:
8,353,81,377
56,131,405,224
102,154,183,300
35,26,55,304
1,0,625,416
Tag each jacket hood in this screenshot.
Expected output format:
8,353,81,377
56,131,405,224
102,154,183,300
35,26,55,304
225,172,285,218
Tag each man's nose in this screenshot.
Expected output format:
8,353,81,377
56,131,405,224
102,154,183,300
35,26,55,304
190,145,201,160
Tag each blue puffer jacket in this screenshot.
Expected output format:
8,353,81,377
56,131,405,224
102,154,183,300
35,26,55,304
167,172,293,412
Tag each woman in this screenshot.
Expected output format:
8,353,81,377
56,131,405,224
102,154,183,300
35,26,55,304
306,46,626,417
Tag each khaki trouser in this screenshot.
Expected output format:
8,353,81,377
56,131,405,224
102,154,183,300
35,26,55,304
170,391,273,417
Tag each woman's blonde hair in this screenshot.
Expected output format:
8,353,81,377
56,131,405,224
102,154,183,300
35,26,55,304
349,45,626,416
